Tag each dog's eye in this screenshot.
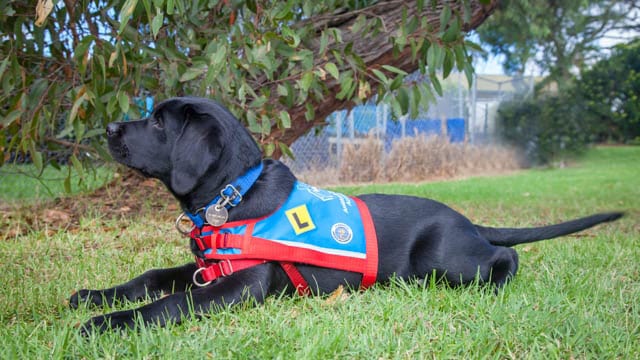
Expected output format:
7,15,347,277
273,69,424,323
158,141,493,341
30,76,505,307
151,115,164,129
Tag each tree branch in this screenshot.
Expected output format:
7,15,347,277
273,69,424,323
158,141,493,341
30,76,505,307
257,0,499,158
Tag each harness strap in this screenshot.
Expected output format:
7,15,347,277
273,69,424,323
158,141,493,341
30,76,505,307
353,197,378,288
195,257,267,284
279,262,310,296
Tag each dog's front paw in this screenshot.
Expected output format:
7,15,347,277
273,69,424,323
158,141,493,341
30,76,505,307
78,311,135,336
69,289,111,309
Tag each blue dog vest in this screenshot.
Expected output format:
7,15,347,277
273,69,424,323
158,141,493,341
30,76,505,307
190,181,379,292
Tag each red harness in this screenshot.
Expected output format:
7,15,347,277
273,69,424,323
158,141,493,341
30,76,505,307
189,197,379,295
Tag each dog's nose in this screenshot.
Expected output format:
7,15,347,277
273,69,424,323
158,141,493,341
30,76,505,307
106,123,122,138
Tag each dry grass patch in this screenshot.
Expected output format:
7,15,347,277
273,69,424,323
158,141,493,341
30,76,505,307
296,135,525,186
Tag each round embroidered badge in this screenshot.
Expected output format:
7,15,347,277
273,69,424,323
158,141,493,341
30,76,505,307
331,223,353,244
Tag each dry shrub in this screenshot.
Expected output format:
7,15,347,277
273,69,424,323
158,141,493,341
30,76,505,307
384,135,461,182
338,136,384,183
291,161,341,186
298,134,525,186
457,142,524,177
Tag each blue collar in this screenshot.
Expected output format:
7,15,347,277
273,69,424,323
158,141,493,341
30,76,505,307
185,162,264,228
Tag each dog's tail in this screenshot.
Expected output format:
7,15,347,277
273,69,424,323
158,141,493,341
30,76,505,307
475,212,624,247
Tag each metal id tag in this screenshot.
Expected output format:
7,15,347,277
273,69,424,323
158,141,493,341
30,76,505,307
205,205,228,226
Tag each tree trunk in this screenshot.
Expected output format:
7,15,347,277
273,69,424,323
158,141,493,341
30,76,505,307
258,0,499,158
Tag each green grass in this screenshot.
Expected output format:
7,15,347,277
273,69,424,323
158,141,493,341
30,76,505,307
0,164,113,202
0,146,638,358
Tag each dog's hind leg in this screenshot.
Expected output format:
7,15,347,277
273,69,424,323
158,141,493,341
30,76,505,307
69,262,197,309
484,246,519,287
409,222,520,288
438,245,519,288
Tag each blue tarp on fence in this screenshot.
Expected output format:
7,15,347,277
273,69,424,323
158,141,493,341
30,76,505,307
326,105,465,143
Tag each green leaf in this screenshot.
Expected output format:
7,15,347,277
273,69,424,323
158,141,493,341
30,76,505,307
462,0,472,23
118,92,130,114
389,75,404,91
442,18,460,43
83,128,106,138
299,72,314,93
1,109,22,127
32,151,43,174
279,110,291,129
142,0,152,23
281,26,300,47
305,102,315,121
427,44,437,74
73,36,95,64
151,11,164,38
319,31,328,55
411,85,421,119
336,76,354,100
277,84,288,97
397,87,409,115
371,69,389,85
246,0,257,13
278,142,295,159
0,57,9,80
246,110,261,134
69,92,88,124
390,97,402,119
261,115,271,135
179,66,207,82
351,15,367,34
94,142,113,161
464,40,484,53
442,49,454,79
71,154,83,177
325,62,339,80
119,0,139,34
64,172,72,193
381,65,408,76
454,44,466,70
274,1,293,20
439,5,451,32
430,73,443,96
463,62,474,87
263,142,275,157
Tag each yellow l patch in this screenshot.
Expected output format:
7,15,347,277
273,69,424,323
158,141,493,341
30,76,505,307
285,205,316,235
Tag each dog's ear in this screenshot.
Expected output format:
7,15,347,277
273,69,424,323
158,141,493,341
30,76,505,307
169,108,222,196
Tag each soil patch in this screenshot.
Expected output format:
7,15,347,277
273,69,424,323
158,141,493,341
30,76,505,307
1,170,176,239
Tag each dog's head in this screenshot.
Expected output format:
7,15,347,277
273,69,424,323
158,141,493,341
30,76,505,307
106,97,262,200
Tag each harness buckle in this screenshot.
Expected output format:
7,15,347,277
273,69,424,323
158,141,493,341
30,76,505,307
192,260,234,287
217,259,234,276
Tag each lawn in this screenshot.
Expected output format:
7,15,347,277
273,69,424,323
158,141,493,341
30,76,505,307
0,146,638,358
0,164,113,202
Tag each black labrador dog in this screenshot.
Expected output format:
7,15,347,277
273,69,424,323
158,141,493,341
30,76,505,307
70,96,622,333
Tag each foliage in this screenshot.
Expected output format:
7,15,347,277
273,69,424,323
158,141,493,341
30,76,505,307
0,0,496,189
495,39,640,164
476,0,636,88
495,93,595,165
575,40,640,143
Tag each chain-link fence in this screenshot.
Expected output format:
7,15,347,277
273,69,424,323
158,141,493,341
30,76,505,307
283,72,537,173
